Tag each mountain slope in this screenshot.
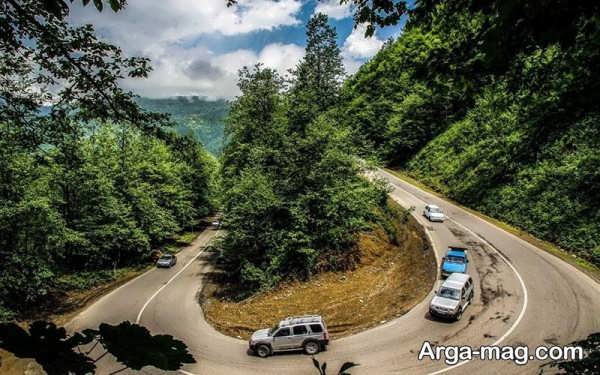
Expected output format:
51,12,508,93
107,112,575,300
137,97,229,155
341,0,600,266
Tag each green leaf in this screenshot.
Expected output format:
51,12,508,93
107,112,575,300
109,0,123,12
93,0,103,12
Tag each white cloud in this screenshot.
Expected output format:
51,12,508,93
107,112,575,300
342,24,384,59
66,1,378,97
340,24,384,73
67,0,304,98
313,0,351,20
258,43,305,74
69,0,302,51
122,43,304,99
342,55,363,75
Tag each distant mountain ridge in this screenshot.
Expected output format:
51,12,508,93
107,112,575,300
137,96,229,155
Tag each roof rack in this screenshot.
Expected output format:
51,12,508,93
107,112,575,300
279,315,322,327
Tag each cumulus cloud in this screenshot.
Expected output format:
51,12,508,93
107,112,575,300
69,0,302,51
258,43,305,74
184,60,224,80
342,24,384,59
340,24,384,74
66,1,380,97
67,0,304,98
313,0,352,20
123,43,304,99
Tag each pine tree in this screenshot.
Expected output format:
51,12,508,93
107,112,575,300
288,13,345,134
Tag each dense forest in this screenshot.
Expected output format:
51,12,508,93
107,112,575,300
219,14,390,293
0,122,217,321
137,97,229,155
341,0,600,267
3,0,599,322
0,0,217,320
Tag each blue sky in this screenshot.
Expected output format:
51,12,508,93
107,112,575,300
69,0,406,99
186,1,404,55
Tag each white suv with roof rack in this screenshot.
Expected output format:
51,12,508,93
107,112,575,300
249,315,330,358
429,273,474,321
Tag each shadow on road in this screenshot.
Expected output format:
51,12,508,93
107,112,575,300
0,320,195,375
538,332,600,374
423,311,459,324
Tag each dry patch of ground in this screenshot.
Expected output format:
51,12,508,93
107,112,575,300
200,203,436,340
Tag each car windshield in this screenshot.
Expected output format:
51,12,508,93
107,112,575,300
438,287,461,300
159,255,172,260
268,324,279,335
430,207,442,213
446,255,465,263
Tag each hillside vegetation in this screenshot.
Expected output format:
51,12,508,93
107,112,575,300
219,14,393,294
137,97,229,155
0,122,217,320
341,0,600,266
203,200,435,339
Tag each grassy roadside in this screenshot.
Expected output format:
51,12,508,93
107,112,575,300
200,200,436,340
384,168,600,283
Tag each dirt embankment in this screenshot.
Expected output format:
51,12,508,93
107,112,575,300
200,202,436,340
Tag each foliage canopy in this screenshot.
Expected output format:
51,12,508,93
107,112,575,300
219,14,389,292
341,0,600,266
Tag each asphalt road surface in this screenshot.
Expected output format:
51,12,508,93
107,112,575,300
68,169,600,374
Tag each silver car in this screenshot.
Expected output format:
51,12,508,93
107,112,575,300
249,315,330,358
156,253,177,268
429,273,474,320
424,204,445,222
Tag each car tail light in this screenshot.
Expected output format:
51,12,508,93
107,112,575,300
324,331,329,341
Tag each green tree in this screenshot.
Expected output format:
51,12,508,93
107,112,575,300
1,0,218,319
0,122,217,315
1,0,167,151
220,25,388,291
221,65,287,188
340,0,600,265
289,13,345,134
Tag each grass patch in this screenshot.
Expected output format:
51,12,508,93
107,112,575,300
55,267,144,291
385,168,600,283
161,230,202,253
200,201,436,340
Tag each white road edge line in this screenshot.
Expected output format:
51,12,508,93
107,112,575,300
426,217,529,374
152,170,529,375
135,247,207,324
378,169,529,375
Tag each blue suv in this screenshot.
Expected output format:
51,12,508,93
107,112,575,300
441,246,469,278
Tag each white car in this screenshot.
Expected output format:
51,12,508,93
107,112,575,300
424,204,445,222
429,273,474,321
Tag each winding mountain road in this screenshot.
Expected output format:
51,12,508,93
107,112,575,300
68,169,600,374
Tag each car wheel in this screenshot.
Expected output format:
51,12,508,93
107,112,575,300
256,344,271,358
455,308,463,321
304,341,320,355
469,291,474,302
